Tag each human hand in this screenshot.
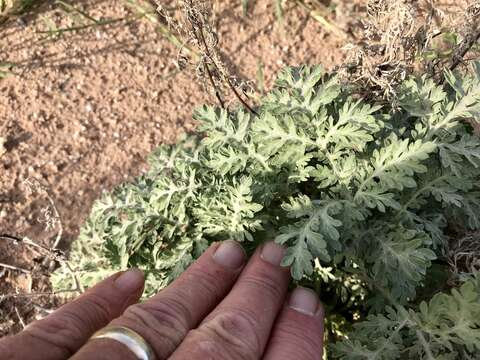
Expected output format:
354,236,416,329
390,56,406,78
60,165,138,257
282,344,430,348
0,241,324,360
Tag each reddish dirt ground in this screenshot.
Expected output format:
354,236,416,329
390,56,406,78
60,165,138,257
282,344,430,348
0,0,475,337
0,0,355,335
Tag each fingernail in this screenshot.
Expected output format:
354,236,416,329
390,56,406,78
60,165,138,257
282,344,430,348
213,240,246,269
288,287,319,316
260,241,285,266
114,269,144,293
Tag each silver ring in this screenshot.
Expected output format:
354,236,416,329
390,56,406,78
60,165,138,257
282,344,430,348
90,326,155,360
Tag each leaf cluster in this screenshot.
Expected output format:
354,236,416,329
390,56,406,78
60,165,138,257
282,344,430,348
52,63,480,357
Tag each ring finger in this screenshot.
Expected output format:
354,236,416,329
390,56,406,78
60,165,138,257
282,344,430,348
169,241,290,360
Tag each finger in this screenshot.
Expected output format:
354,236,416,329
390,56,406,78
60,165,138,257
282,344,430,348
73,240,246,360
263,287,325,360
0,269,144,360
170,241,290,360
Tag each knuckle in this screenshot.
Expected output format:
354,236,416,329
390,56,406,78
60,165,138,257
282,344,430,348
270,322,322,360
25,316,83,356
195,309,262,360
182,267,225,302
54,310,87,339
120,300,189,352
142,297,191,333
240,271,284,300
76,293,113,327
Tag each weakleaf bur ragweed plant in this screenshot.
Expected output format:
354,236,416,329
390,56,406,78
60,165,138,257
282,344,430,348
53,63,480,358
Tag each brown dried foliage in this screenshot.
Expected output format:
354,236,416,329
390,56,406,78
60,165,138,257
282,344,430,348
341,0,480,99
153,0,256,112
449,233,480,278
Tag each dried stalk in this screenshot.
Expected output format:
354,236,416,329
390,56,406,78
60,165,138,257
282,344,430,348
0,262,30,274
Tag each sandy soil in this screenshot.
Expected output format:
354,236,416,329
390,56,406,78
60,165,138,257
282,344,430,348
0,0,355,335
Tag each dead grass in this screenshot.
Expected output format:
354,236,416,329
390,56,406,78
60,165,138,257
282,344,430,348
340,0,437,97
340,0,480,99
0,0,45,23
449,232,480,278
153,0,258,111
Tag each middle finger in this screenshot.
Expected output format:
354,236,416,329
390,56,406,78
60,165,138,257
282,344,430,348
170,241,290,360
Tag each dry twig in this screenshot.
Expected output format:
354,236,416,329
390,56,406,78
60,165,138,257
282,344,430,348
14,307,26,329
449,233,480,277
449,1,480,72
341,0,437,98
153,0,257,114
0,179,83,306
340,0,480,97
0,262,30,274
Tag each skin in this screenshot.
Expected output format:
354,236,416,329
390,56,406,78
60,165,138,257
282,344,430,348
0,241,324,360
